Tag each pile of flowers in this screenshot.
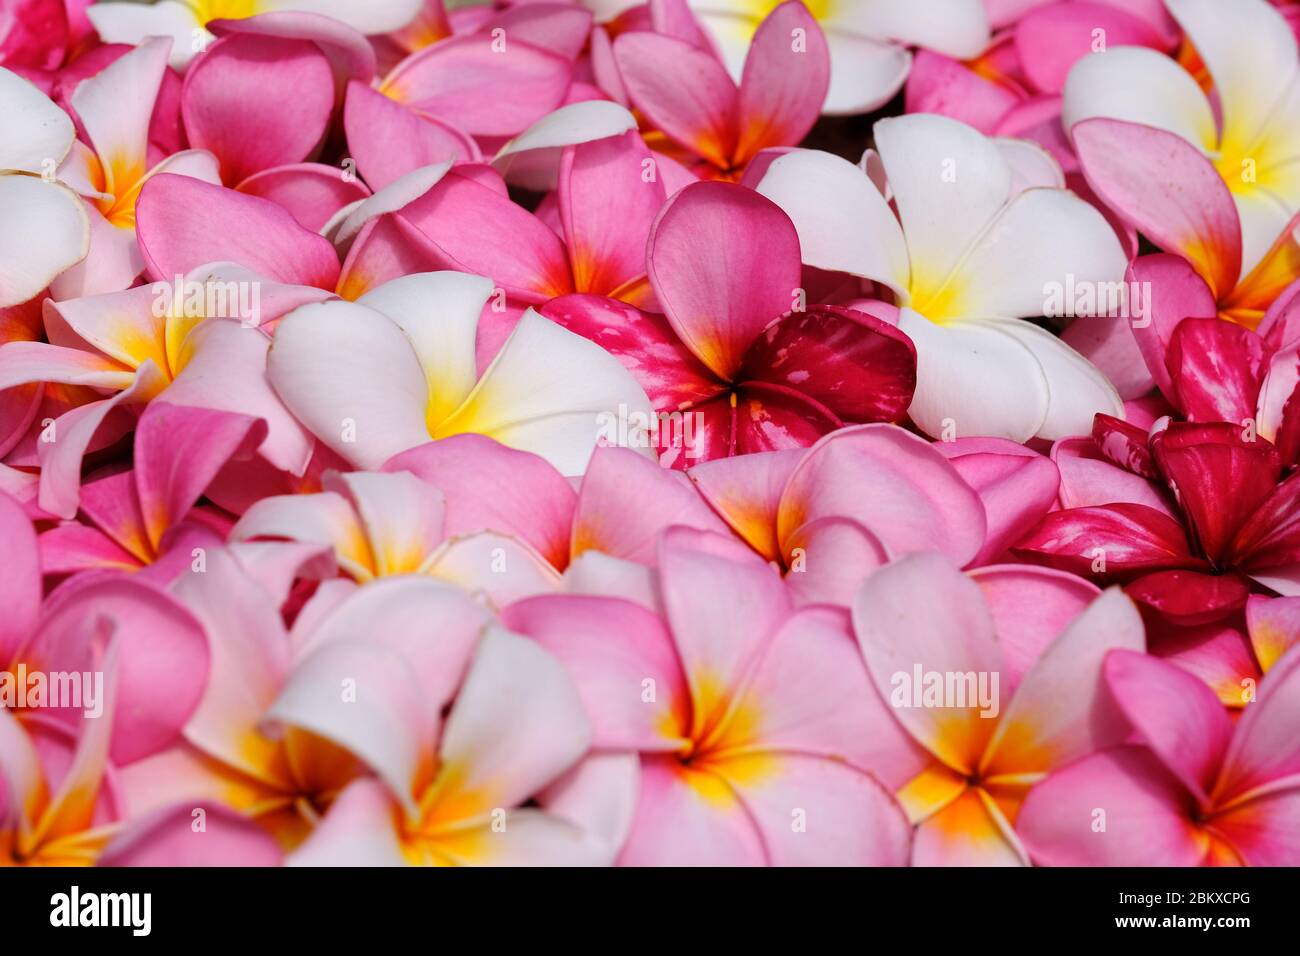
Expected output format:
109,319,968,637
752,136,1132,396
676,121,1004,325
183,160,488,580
0,0,1298,867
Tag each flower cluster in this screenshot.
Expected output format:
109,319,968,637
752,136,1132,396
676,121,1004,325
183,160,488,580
0,0,1298,868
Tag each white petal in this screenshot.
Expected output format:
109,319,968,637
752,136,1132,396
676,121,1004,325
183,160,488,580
987,319,1124,442
874,114,1012,304
267,299,431,469
994,137,1065,195
358,271,493,424
86,2,202,68
756,147,909,294
837,0,989,59
0,177,89,308
0,67,74,173
900,309,1050,442
435,309,655,476
272,0,424,34
492,101,638,191
1061,46,1216,152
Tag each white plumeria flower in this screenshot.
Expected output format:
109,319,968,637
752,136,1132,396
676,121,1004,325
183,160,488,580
585,0,989,114
267,270,656,476
87,0,426,67
1063,0,1300,275
0,68,90,307
757,113,1127,443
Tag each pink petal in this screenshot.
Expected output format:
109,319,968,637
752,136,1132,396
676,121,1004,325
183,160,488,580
100,801,283,866
613,31,738,170
1211,788,1300,866
208,11,378,87
237,162,371,233
1104,649,1233,805
1017,747,1205,866
1072,119,1241,300
136,174,341,289
1129,253,1220,400
778,424,987,568
1216,645,1300,803
904,50,1019,134
937,437,1061,565
501,593,690,751
0,490,40,663
1016,2,1171,94
380,33,572,138
1052,436,1173,514
181,33,335,186
686,448,805,561
571,444,730,565
1247,594,1300,672
733,0,829,165
383,434,577,570
343,80,478,192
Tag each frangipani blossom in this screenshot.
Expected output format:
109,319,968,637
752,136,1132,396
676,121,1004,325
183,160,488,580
686,424,987,605
86,0,425,68
613,0,991,115
612,1,829,180
543,181,918,464
852,552,1144,865
1063,0,1300,277
1017,419,1300,620
266,270,655,476
54,37,221,297
0,264,320,517
0,67,90,307
231,467,561,606
757,114,1127,442
280,600,603,865
118,550,491,855
503,527,913,866
1018,645,1300,865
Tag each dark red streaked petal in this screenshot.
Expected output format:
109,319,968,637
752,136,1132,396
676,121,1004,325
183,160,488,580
539,293,724,410
1166,317,1270,424
1012,502,1205,579
1126,569,1250,627
733,381,839,456
739,305,916,424
1152,422,1282,564
1229,470,1300,574
1092,412,1155,477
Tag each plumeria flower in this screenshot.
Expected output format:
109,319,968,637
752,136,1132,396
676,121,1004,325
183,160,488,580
231,467,562,606
1018,645,1300,865
1016,418,1300,625
265,270,655,476
852,551,1144,865
53,37,221,297
1,489,210,767
504,527,913,866
612,1,829,180
0,264,320,517
0,67,90,307
1063,0,1300,277
86,0,425,68
119,549,494,855
686,424,987,604
543,181,918,464
756,113,1127,442
600,0,991,115
280,608,604,865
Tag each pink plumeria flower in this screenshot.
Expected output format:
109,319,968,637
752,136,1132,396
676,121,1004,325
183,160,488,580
1,489,210,768
1247,593,1300,672
279,601,602,865
543,181,918,463
504,526,913,866
87,0,425,67
852,552,1144,865
231,467,562,606
53,37,221,297
757,113,1128,442
0,265,322,517
266,270,655,476
119,548,494,856
687,424,988,604
610,0,829,180
1018,644,1300,865
1063,0,1300,276
0,67,90,307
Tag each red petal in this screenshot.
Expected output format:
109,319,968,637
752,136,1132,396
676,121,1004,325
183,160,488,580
1092,412,1155,477
1166,317,1269,424
1013,502,1204,578
1126,569,1250,627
